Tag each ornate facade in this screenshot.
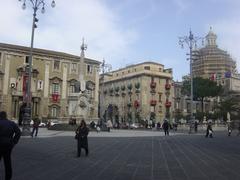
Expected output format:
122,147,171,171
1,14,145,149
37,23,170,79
192,28,240,92
99,62,174,125
0,43,100,123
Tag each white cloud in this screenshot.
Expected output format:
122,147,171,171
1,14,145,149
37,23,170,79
0,0,138,65
173,0,191,14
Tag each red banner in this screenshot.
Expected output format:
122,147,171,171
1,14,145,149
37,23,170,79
52,93,59,103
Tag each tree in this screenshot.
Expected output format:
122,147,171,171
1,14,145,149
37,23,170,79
181,76,223,113
216,97,240,121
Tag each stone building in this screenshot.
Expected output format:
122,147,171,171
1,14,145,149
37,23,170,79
192,28,240,92
0,42,100,123
174,28,240,121
99,62,174,125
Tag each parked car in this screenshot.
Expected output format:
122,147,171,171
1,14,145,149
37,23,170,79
130,123,140,129
49,119,60,126
39,122,46,127
30,120,46,127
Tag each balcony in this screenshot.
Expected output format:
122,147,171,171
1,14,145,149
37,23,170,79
150,82,156,89
165,83,171,90
134,100,140,108
165,101,172,108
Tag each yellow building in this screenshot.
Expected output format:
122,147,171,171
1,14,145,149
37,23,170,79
0,42,100,123
99,62,174,125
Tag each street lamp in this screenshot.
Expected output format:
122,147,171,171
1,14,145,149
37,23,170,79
179,30,203,132
18,0,56,135
99,59,112,124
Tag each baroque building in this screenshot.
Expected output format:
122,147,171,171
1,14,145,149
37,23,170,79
192,28,240,92
0,42,100,123
99,62,174,125
174,28,240,122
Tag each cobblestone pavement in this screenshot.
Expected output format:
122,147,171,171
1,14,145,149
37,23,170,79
1,129,240,180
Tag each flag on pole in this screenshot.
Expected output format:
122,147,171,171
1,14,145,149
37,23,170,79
225,72,231,78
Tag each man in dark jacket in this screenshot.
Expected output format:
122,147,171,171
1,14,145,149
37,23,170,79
0,111,21,180
162,119,169,136
31,117,40,137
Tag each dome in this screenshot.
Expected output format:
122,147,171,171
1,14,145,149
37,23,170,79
205,27,217,47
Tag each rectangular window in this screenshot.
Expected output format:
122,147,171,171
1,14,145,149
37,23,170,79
144,66,150,70
158,93,162,102
25,56,30,64
151,77,154,82
87,64,92,74
70,63,77,73
52,83,59,94
0,78,2,90
0,52,2,65
69,84,75,93
187,103,190,113
52,107,57,117
53,60,60,70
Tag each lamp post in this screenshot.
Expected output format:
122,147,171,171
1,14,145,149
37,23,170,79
18,0,56,135
100,59,112,124
179,30,203,132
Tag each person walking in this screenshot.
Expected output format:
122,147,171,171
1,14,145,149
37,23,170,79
162,119,169,136
0,111,21,180
75,120,89,157
205,122,213,138
227,123,232,136
194,120,198,133
31,117,40,137
106,119,112,132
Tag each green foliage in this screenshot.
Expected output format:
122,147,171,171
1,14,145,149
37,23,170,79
181,75,191,96
193,77,222,100
181,77,223,112
216,97,240,121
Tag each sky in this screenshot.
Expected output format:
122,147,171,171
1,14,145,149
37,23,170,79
1,0,240,81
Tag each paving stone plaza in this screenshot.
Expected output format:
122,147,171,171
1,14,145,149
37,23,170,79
0,129,240,180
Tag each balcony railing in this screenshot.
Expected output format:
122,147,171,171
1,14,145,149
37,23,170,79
150,82,156,89
165,101,172,108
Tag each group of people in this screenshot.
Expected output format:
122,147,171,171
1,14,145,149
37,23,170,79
2,110,240,180
0,111,90,180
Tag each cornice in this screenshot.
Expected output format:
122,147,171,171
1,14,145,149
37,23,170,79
0,42,101,65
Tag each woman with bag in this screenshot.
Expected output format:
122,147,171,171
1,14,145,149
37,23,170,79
75,119,89,157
